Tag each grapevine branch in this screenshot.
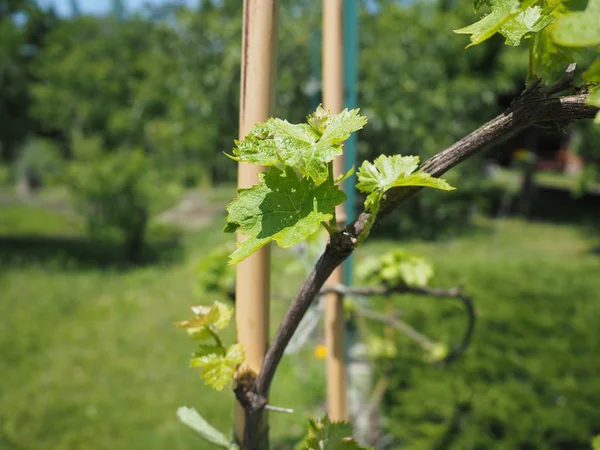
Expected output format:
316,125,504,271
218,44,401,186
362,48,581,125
320,284,475,364
236,85,599,440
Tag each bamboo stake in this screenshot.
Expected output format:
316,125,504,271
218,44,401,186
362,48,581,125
323,0,349,422
234,1,279,446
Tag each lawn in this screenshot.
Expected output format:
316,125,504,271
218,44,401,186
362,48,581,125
1,197,600,449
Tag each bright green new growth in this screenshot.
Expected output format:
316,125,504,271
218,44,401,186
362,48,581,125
189,344,244,391
224,166,346,264
174,301,244,391
298,415,374,450
455,0,531,47
356,154,454,243
225,106,366,264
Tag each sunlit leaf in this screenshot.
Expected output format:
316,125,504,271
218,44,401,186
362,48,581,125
454,0,526,47
499,5,555,45
232,108,367,184
190,344,245,391
224,166,346,264
355,155,453,243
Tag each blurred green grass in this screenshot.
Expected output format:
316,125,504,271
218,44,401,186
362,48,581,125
361,217,600,449
0,204,327,449
2,203,600,449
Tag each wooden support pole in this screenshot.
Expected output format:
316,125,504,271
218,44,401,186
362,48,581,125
323,0,349,422
235,0,279,446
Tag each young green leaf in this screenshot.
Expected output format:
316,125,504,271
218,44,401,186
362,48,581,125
355,155,454,243
552,0,600,47
175,302,233,334
224,166,346,264
194,344,226,358
356,155,455,194
174,301,233,343
454,0,527,47
190,343,244,391
499,5,555,45
301,415,372,450
231,108,367,184
176,406,238,450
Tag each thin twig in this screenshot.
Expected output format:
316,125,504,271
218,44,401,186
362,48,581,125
322,284,476,364
358,307,437,350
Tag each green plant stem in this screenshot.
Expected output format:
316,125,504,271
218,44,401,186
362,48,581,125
528,39,535,80
323,221,338,236
207,326,225,350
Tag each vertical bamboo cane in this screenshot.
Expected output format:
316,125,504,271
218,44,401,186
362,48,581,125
323,0,349,422
235,1,279,446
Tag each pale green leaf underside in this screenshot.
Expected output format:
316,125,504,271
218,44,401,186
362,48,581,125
224,166,346,264
176,406,237,449
552,0,600,47
174,301,234,341
190,343,244,391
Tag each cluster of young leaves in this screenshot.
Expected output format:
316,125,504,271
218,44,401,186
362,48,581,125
224,106,365,264
174,301,244,391
355,155,455,243
357,249,435,288
296,415,373,450
454,0,600,115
